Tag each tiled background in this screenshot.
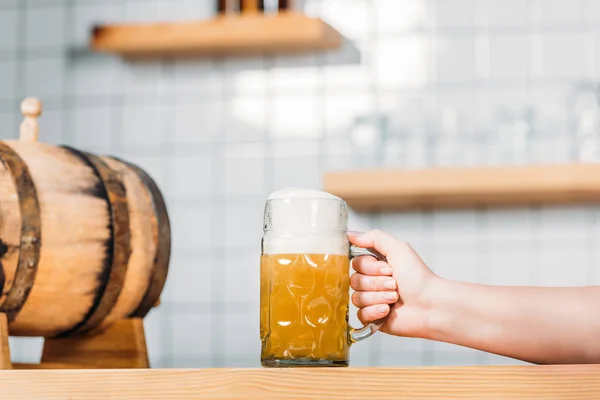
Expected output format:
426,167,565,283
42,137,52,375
2,0,600,368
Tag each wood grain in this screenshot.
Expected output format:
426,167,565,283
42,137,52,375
1,365,600,399
97,156,156,330
324,164,600,212
1,140,109,336
241,0,259,13
58,148,132,336
0,314,10,369
90,12,343,59
41,318,149,369
12,362,88,369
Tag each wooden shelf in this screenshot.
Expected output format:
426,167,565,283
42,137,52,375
90,12,343,59
1,365,599,399
323,163,600,212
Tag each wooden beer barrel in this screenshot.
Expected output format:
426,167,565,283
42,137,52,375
0,98,171,337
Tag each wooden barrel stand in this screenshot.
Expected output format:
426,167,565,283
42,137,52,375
0,98,170,370
0,313,149,370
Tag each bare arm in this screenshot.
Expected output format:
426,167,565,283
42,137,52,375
424,280,600,364
349,230,600,365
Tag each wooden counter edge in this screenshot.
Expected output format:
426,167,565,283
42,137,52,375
1,364,600,399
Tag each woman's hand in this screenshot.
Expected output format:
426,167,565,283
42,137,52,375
349,229,441,338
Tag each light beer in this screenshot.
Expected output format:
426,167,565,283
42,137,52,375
260,252,350,366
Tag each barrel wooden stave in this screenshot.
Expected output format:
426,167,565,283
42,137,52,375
97,156,156,331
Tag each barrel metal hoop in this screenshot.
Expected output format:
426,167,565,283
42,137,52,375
58,147,131,336
111,158,171,318
0,142,41,322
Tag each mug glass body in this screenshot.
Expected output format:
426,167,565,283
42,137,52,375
260,197,352,367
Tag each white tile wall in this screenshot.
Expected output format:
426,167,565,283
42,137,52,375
3,0,600,369
0,110,16,138
122,63,166,100
482,248,533,286
173,60,224,97
374,36,430,88
121,102,164,147
486,0,528,28
170,206,213,250
226,95,267,142
170,311,213,359
271,55,319,92
222,310,261,364
34,106,65,144
538,33,584,80
223,248,261,305
488,35,529,82
375,0,429,34
220,196,266,248
25,5,65,51
221,143,267,195
170,154,213,198
0,59,17,101
435,36,476,84
143,307,169,367
271,149,321,190
529,0,583,27
0,8,18,52
171,100,225,144
162,253,214,304
271,93,321,139
72,105,113,150
24,56,65,99
582,0,600,24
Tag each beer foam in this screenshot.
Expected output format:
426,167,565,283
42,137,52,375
263,188,349,255
262,233,349,256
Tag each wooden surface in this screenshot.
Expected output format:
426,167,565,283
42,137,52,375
96,156,156,331
90,12,342,59
0,314,9,369
324,163,600,211
5,318,148,370
12,362,89,370
41,318,149,369
241,0,259,12
0,365,600,399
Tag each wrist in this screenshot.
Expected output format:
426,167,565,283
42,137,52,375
418,275,455,341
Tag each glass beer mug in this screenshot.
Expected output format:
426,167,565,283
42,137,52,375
260,188,388,367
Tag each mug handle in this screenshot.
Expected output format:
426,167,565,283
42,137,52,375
347,231,390,343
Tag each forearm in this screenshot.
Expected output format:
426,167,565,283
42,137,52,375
423,278,600,364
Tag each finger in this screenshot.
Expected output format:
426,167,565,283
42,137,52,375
357,304,390,325
350,272,397,291
352,290,398,308
352,256,393,276
348,229,404,258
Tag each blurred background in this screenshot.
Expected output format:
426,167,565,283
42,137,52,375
2,0,600,368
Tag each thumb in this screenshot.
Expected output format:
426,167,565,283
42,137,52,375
348,229,399,258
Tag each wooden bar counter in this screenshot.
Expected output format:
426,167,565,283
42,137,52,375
1,365,599,399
